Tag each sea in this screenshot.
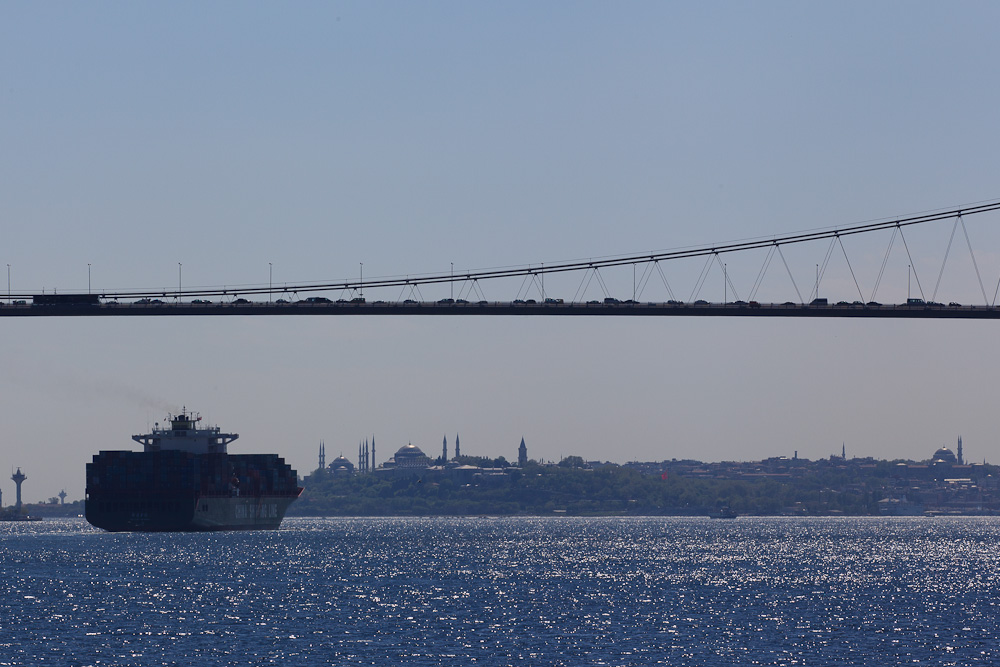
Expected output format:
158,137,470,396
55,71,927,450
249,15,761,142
3,516,999,666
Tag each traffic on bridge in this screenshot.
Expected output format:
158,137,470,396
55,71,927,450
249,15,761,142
3,294,1000,319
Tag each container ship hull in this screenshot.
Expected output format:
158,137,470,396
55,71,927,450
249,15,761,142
85,491,301,532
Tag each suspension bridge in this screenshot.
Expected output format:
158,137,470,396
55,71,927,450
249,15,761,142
6,201,1000,318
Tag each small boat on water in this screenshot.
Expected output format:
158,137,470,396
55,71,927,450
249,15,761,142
0,512,42,522
708,507,738,519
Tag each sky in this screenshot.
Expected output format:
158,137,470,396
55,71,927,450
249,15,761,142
4,2,1000,503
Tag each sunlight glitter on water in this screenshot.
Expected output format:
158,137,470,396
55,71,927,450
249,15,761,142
2,517,1000,665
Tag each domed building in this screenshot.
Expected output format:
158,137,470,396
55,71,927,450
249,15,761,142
932,446,957,464
380,443,432,475
328,454,355,476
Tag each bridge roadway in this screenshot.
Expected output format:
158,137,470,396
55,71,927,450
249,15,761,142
3,299,1000,318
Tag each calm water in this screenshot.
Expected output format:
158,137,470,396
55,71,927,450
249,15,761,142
2,516,999,665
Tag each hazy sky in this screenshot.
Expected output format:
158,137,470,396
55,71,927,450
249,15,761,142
4,2,1000,502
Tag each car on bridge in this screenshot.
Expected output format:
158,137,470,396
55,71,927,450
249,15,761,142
302,296,332,303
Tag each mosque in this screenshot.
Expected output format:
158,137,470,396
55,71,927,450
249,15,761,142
931,436,964,465
319,434,529,480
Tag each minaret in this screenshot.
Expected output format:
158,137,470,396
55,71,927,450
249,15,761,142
11,468,27,513
319,441,326,470
842,443,846,459
59,489,67,505
455,433,460,459
958,436,964,465
442,435,448,462
518,437,527,467
371,436,376,472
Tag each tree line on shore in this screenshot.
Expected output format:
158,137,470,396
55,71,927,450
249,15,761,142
289,460,890,517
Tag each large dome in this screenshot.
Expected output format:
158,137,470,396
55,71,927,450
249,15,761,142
395,444,426,459
932,447,957,464
388,443,431,468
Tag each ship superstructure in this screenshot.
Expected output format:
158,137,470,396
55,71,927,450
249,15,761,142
131,410,239,454
86,409,301,532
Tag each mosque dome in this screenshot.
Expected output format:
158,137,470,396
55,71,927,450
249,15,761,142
932,446,957,464
390,443,431,468
395,444,426,459
328,455,355,476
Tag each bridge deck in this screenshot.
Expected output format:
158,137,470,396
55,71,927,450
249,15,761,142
3,301,1000,318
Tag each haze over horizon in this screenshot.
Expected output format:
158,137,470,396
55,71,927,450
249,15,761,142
4,2,1000,502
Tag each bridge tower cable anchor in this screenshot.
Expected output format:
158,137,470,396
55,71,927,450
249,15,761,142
634,261,654,300
959,214,990,305
715,253,740,302
654,261,677,302
749,243,778,301
572,265,596,303
836,234,866,304
592,266,611,298
813,237,838,302
689,253,715,302
897,226,926,300
870,226,899,303
776,244,804,304
931,215,960,303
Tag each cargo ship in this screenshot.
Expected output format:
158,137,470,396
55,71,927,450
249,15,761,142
86,409,302,531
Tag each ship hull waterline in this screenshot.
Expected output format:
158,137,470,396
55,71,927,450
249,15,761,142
86,493,301,532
